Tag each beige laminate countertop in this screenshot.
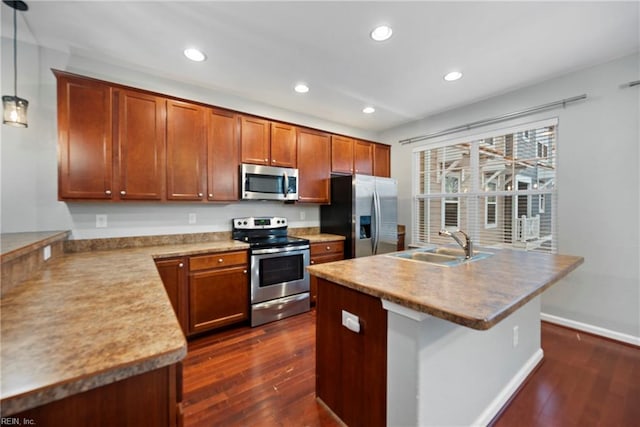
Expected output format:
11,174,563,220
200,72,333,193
295,233,346,243
0,231,70,262
307,246,583,330
0,238,249,416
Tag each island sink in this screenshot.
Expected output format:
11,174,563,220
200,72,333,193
386,245,494,266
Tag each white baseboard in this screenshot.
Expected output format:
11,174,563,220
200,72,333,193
540,312,640,347
472,349,544,427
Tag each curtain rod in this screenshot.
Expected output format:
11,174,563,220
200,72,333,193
398,94,587,145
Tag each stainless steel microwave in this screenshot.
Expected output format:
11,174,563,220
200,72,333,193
240,163,299,201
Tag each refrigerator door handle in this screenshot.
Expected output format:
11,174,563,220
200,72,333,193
373,190,381,254
371,194,377,253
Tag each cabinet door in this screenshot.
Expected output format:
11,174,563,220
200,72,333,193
57,73,113,199
373,143,391,178
166,100,207,200
297,128,331,203
270,122,297,167
208,108,240,201
116,90,166,200
155,257,188,334
316,278,387,427
240,116,270,165
189,266,248,334
354,140,374,175
331,135,354,174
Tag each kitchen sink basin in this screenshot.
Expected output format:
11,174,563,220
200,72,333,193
386,246,494,267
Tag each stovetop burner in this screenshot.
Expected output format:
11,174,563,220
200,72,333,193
232,216,309,250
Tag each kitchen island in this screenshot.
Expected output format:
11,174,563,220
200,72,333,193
307,245,583,427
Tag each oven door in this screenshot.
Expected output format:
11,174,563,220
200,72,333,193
250,246,310,304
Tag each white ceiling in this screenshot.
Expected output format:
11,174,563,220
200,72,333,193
2,1,639,132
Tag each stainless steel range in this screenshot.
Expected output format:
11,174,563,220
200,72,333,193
232,216,310,327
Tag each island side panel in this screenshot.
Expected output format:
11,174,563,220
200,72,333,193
316,278,387,427
387,296,543,426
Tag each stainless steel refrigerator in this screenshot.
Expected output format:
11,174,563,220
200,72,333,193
320,175,398,259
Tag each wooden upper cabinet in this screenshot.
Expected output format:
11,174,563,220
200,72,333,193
115,90,166,200
354,140,374,175
331,135,354,174
270,122,297,168
57,73,113,199
240,116,270,165
373,143,391,178
166,100,207,200
207,108,240,201
297,128,331,203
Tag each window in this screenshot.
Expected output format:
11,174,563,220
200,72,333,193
443,174,460,229
413,118,558,253
484,175,497,229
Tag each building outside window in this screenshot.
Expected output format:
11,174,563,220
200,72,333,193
413,118,558,253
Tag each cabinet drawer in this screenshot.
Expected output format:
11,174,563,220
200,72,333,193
311,252,344,266
311,241,344,257
189,251,247,271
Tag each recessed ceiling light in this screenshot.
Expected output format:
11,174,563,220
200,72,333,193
294,83,309,93
444,71,463,82
184,48,206,62
362,106,376,114
370,25,393,42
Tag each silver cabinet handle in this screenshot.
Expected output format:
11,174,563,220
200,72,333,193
178,262,184,268
120,190,126,196
326,246,331,251
105,190,112,195
310,260,315,264
218,258,223,263
197,193,203,197
264,158,268,162
208,193,213,198
243,269,247,274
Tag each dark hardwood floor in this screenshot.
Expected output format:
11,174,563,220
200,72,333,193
183,310,640,426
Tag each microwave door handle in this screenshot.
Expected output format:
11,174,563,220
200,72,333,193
283,172,289,197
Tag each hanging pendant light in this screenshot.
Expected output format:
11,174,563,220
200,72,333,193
2,0,29,128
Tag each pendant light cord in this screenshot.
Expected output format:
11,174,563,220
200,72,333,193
12,5,17,98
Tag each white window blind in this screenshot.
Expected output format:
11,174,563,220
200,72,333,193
413,119,558,253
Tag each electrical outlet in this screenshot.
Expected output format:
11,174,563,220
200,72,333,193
43,245,51,261
188,213,197,224
96,214,107,228
513,325,519,348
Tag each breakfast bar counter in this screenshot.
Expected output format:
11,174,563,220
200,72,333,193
307,245,583,330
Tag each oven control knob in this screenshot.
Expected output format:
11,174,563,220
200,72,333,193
243,221,248,225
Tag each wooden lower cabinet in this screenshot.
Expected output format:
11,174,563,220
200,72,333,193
187,251,249,335
12,364,182,427
155,257,188,334
316,278,387,427
309,240,344,304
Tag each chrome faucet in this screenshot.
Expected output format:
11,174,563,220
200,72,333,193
439,229,474,259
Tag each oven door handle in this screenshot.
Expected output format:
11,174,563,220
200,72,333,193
251,245,310,255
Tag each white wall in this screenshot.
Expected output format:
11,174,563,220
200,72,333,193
380,53,640,339
0,38,376,239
